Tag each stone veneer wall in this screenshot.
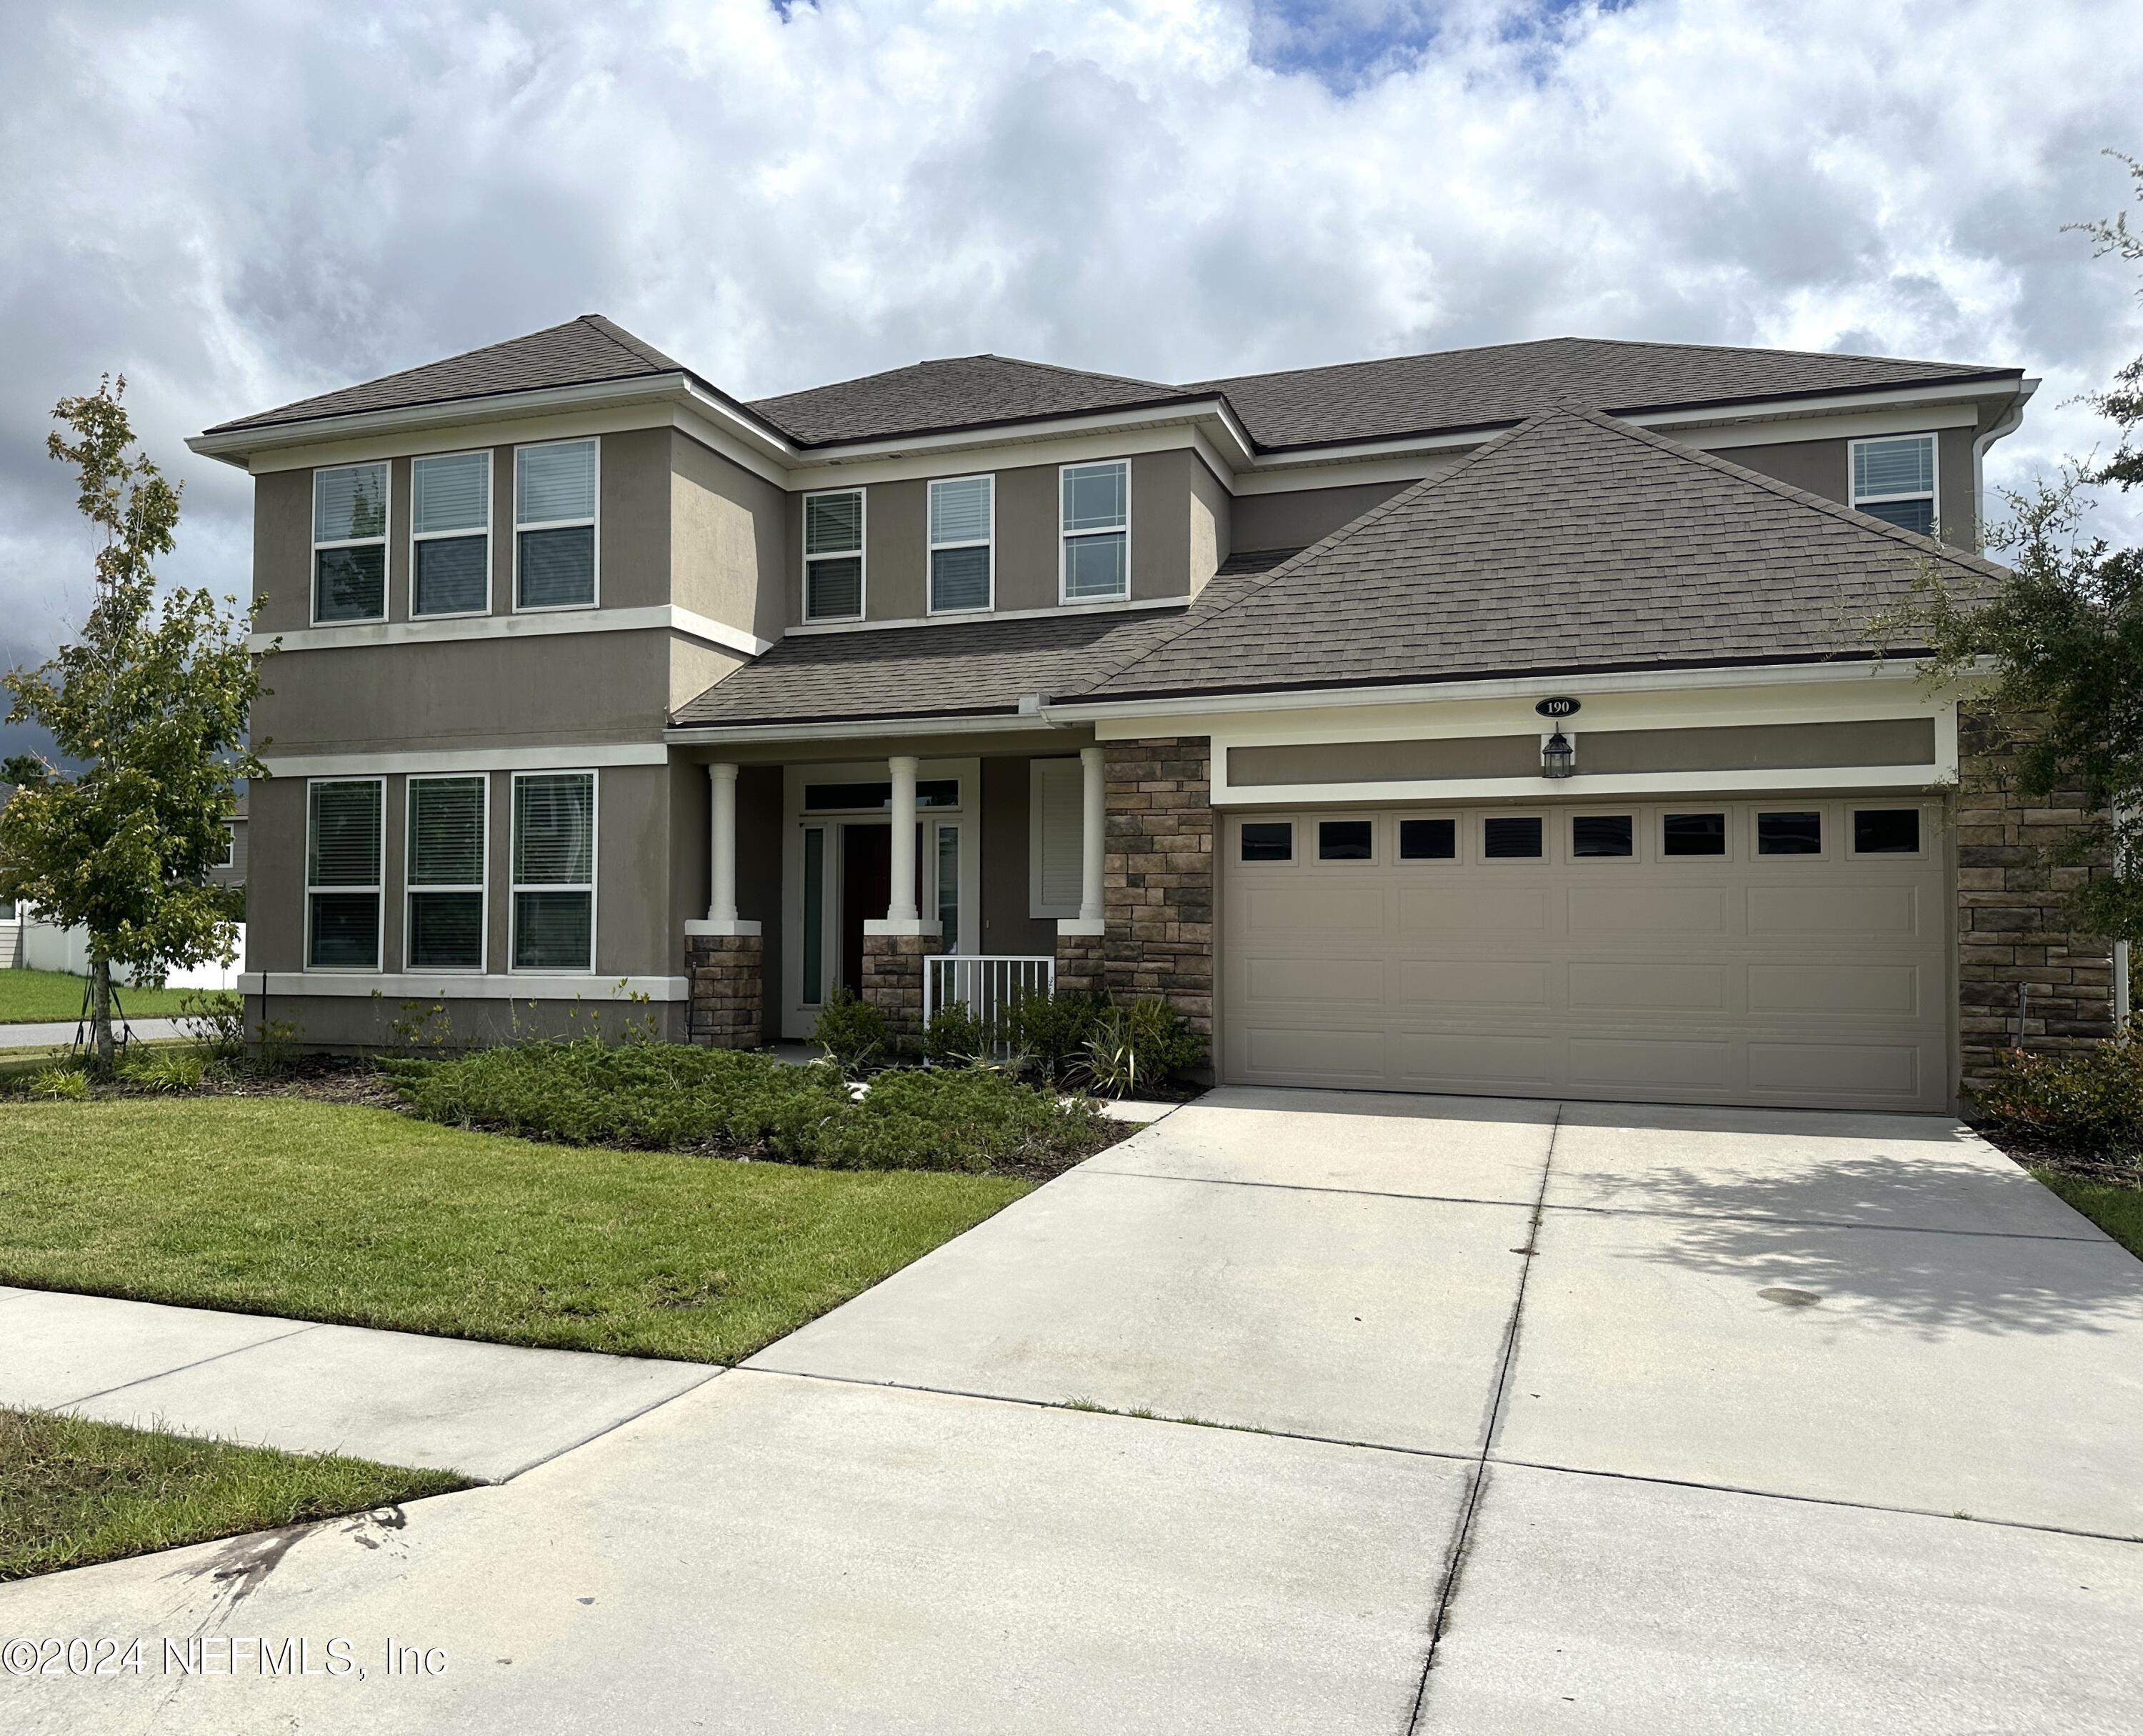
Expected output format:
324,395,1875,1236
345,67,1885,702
1049,737,1214,1042
686,932,763,1049
1955,709,2121,1097
862,932,941,1053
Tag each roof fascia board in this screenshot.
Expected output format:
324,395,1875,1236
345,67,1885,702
251,603,772,659
1209,762,1949,807
1669,404,1980,451
785,396,1252,474
784,413,1242,490
1622,376,2029,431
665,711,1054,745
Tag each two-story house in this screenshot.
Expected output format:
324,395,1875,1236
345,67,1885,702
188,315,2127,1112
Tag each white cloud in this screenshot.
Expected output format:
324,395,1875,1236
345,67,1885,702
1,0,2139,661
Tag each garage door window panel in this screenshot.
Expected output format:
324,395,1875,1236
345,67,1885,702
1399,817,1457,861
1484,815,1544,860
1757,810,1825,857
1239,821,1293,864
1572,814,1634,859
1852,808,1924,856
1664,812,1729,858
1317,819,1375,862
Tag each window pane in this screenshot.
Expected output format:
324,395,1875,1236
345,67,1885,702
1062,462,1127,532
806,554,862,619
315,546,385,622
929,477,991,546
314,463,386,542
1318,819,1373,861
1239,822,1292,863
930,545,991,612
1572,814,1634,858
1064,532,1127,600
936,825,960,954
518,526,595,607
408,891,483,969
516,442,596,524
412,452,489,534
409,777,484,885
1484,816,1543,859
1399,818,1455,860
515,774,593,883
1859,497,1935,536
1663,812,1727,857
308,781,381,887
804,491,864,556
801,827,825,1003
309,892,379,968
513,890,591,970
1757,811,1823,855
1854,436,1934,500
414,536,488,615
1854,809,1921,854
801,779,958,812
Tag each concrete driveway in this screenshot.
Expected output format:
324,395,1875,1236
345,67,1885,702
4,1089,2141,1733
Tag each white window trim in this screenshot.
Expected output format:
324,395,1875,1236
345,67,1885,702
512,437,601,614
1753,804,1834,861
1234,817,1296,866
802,487,867,623
310,462,391,628
510,769,599,975
1849,431,1939,533
926,474,995,616
1313,813,1380,865
405,773,489,974
409,447,494,621
1846,801,1931,861
211,822,236,869
304,775,385,973
1058,459,1131,607
1029,756,1084,919
1482,813,1549,864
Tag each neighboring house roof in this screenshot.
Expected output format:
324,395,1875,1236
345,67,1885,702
1069,406,2007,704
201,318,2023,454
1186,336,2019,451
671,608,1188,731
203,315,691,434
746,355,1194,447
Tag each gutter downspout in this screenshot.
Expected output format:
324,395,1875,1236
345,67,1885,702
1970,381,2037,547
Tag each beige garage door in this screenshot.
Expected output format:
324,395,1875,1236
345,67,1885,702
1220,797,1952,1112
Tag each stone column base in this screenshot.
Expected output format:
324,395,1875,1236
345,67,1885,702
1054,928,1107,999
862,932,941,1054
687,932,763,1049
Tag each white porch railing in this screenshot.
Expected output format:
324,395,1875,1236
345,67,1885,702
922,954,1055,1051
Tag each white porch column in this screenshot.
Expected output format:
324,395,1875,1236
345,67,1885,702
1058,745,1107,937
684,762,758,938
887,754,920,922
707,763,739,924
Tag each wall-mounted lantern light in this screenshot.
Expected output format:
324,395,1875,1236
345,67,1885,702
1541,731,1577,779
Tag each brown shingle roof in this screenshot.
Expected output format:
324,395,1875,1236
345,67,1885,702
1072,407,2007,703
745,354,1196,447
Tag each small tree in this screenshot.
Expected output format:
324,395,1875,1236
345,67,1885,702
1,378,269,1074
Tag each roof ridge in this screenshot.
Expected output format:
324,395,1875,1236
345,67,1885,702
973,352,1183,392
576,313,684,374
1069,411,1562,697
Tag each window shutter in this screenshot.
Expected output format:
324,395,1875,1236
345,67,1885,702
1034,758,1084,915
413,452,490,534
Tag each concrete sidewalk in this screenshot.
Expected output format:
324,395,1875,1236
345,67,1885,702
0,1287,716,1482
0,1017,188,1049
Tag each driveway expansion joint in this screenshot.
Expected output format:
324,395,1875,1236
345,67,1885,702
58,1321,327,1408
1076,1167,1539,1211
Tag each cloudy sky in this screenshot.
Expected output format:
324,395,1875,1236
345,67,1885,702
3,0,2140,753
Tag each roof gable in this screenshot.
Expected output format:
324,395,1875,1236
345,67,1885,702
1075,406,2004,702
745,354,1192,447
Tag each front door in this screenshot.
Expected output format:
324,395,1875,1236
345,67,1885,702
839,823,891,994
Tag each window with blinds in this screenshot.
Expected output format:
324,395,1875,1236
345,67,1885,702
515,440,598,609
1028,757,1085,919
406,775,486,970
313,463,389,624
306,779,383,969
512,772,595,971
804,489,864,620
1060,461,1129,602
929,476,993,614
1850,434,1937,536
411,451,491,617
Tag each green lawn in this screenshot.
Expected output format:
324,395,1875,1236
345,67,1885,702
2034,1167,2143,1259
0,1096,1028,1362
0,967,198,1024
0,1407,465,1580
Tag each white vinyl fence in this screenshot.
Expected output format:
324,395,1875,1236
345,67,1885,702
921,954,1056,1054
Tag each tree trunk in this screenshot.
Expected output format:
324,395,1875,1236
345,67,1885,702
89,952,116,1077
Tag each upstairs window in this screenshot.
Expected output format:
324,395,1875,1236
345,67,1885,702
411,450,491,617
804,489,865,621
929,476,994,613
515,439,597,609
1851,434,1937,536
312,463,388,623
1061,461,1129,602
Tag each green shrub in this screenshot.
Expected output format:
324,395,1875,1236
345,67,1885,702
119,1050,209,1093
387,1038,1109,1174
921,999,989,1067
811,988,889,1073
29,1067,91,1102
1977,1029,2143,1160
1003,989,1108,1082
1082,997,1206,1098
177,990,246,1062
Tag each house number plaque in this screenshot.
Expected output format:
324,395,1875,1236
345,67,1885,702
1534,696,1582,719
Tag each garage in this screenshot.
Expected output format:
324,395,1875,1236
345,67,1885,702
1219,796,1951,1112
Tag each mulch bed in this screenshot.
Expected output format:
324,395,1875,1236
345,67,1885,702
1969,1119,2141,1185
